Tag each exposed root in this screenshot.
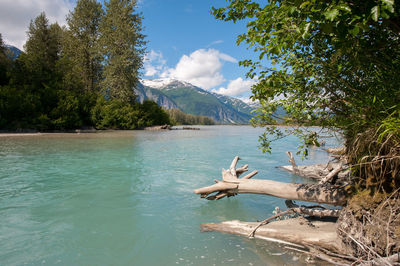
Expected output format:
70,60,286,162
337,189,400,262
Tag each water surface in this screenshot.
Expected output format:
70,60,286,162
0,126,339,265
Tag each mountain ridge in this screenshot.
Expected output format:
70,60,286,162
137,78,256,124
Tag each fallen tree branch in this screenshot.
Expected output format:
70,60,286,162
320,163,343,184
285,200,341,218
248,209,294,238
286,151,299,175
248,200,340,238
194,156,347,206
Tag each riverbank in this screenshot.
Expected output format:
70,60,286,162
0,133,43,137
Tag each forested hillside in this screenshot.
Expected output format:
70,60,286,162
0,0,170,131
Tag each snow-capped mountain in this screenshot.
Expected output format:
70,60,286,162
137,78,256,124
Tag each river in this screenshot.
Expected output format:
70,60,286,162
0,126,339,265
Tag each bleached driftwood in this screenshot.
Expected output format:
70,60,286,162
320,163,343,184
279,152,345,182
193,156,347,206
201,218,346,254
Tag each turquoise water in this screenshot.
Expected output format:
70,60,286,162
0,126,339,265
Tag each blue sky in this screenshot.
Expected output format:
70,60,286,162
0,0,260,100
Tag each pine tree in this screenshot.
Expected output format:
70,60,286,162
64,0,103,92
23,13,62,88
100,0,145,103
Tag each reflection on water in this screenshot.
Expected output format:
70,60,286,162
0,126,339,265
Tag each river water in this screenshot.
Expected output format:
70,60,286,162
0,126,339,265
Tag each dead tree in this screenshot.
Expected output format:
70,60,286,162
194,156,347,206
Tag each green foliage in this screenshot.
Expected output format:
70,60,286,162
0,85,38,129
91,96,139,129
100,0,145,103
91,98,170,129
166,108,215,125
64,0,103,93
20,13,63,91
50,90,82,129
0,34,11,86
212,0,400,157
0,0,158,131
139,100,171,127
377,111,400,144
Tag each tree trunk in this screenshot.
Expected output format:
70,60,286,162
194,156,347,206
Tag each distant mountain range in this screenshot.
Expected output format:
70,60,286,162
5,45,21,60
137,78,258,124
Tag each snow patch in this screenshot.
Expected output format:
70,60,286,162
141,78,195,90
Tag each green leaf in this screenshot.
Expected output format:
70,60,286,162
302,23,311,39
349,26,360,36
299,1,310,9
321,23,334,34
325,8,339,21
371,6,379,21
381,0,395,13
337,4,351,12
381,0,394,6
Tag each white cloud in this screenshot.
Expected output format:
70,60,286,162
0,0,73,50
207,40,224,47
143,50,168,77
237,96,259,106
212,77,257,97
162,48,237,90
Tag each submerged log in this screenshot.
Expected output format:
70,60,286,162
194,156,347,206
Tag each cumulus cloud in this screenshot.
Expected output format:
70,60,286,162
0,0,73,49
143,50,168,77
212,77,257,97
162,48,237,90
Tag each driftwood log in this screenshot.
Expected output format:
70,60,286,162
194,156,347,206
278,151,346,182
201,218,346,255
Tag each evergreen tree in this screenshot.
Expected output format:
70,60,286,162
0,33,11,86
100,0,145,103
65,0,103,92
22,13,62,90
1,13,64,129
